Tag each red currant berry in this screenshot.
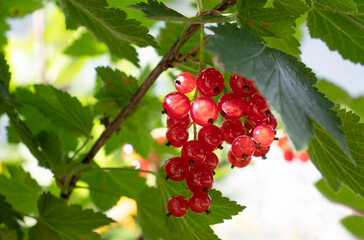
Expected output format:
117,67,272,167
181,140,206,167
190,97,218,126
166,125,189,147
284,150,294,162
228,149,251,168
246,93,270,122
164,157,189,181
186,166,214,193
231,135,256,159
298,152,310,162
167,115,191,129
220,119,245,144
175,72,196,94
218,93,246,120
167,195,189,218
196,68,225,97
162,92,190,119
261,114,277,129
229,74,257,97
189,192,212,214
198,125,224,151
201,152,219,171
253,145,270,159
252,124,275,147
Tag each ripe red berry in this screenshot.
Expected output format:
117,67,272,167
190,97,218,126
175,72,196,94
201,152,219,171
181,140,206,167
189,192,212,214
220,119,245,144
231,135,256,159
228,149,251,168
261,114,277,129
198,125,224,151
252,124,275,147
218,93,246,120
164,157,189,181
166,125,189,147
253,146,270,159
196,68,225,97
166,115,191,129
162,92,190,119
229,74,257,97
167,195,189,218
298,152,310,162
284,150,294,161
186,166,214,193
246,93,270,122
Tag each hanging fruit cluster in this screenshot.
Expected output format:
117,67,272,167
162,68,278,218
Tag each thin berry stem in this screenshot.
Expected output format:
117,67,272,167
174,23,189,60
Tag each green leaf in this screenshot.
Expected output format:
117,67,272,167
273,0,309,17
155,167,244,239
237,1,297,38
264,35,301,57
58,0,158,66
316,80,364,120
315,179,364,213
136,187,169,240
206,24,347,154
0,227,17,240
307,1,364,64
307,108,364,196
0,19,10,52
29,193,113,240
341,215,364,239
0,0,43,17
0,194,23,240
314,0,358,13
0,166,42,215
37,131,65,167
81,167,147,211
128,0,235,23
19,85,93,137
64,31,108,57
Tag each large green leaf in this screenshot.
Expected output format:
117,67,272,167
152,167,244,240
341,215,364,239
0,166,42,215
273,0,309,17
58,0,158,66
206,24,347,154
237,0,297,38
81,167,147,211
263,35,301,57
64,31,108,57
0,194,23,240
29,193,113,240
314,0,358,13
307,108,364,196
307,0,364,64
315,179,364,213
18,85,93,137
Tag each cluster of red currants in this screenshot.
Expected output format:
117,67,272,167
162,68,278,218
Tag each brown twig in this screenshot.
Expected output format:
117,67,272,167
61,0,237,199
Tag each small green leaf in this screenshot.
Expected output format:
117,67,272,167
237,1,297,38
315,179,364,213
0,166,42,215
308,108,364,197
29,193,113,240
64,31,108,57
314,0,358,13
307,1,364,64
206,24,348,155
81,167,148,211
0,194,23,240
341,215,364,239
58,0,158,65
